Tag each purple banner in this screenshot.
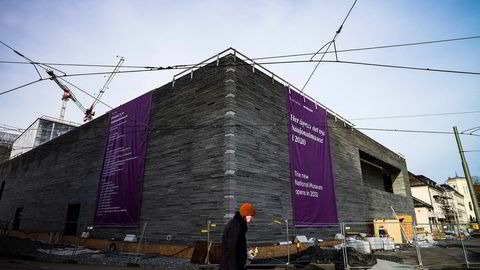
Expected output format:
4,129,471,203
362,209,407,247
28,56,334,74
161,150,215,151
287,88,337,226
94,92,152,226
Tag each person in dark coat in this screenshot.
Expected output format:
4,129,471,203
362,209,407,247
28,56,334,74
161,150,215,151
219,203,256,270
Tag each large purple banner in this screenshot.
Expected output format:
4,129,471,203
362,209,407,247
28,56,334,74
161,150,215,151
94,92,152,226
287,88,337,226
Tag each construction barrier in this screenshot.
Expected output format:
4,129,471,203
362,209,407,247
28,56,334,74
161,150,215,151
416,223,473,269
3,218,480,269
342,222,419,269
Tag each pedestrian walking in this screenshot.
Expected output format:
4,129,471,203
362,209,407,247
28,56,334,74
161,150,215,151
219,203,256,270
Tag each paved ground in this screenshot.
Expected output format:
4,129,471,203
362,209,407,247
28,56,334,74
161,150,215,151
0,256,144,270
2,237,480,269
369,239,480,270
0,237,197,269
420,239,480,270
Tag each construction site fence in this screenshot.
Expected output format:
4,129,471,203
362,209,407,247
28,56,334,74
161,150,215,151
341,222,480,270
2,219,480,269
202,220,480,269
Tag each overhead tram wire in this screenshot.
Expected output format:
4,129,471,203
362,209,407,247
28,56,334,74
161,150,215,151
3,59,480,97
0,40,65,76
0,79,46,95
2,34,480,70
2,33,480,96
0,40,42,79
462,126,480,134
0,60,178,70
0,40,112,109
4,109,480,136
350,110,480,121
251,0,359,150
251,35,480,61
302,0,358,91
2,123,480,156
4,59,480,79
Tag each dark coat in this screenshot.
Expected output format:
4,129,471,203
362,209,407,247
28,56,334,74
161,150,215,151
219,211,248,270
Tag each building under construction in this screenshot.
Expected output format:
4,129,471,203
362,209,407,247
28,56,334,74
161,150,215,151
0,49,415,244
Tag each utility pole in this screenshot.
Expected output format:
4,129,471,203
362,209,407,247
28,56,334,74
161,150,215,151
453,126,480,224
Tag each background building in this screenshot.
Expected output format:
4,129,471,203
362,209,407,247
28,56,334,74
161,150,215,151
440,184,468,224
0,132,18,163
410,173,447,235
0,49,415,244
9,116,78,158
448,176,477,222
413,197,434,233
410,173,471,239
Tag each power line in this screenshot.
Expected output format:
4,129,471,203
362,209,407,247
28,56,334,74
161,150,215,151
462,126,480,134
350,110,480,121
4,58,480,93
302,0,358,91
0,40,42,79
3,116,480,158
3,108,479,134
0,40,112,110
253,59,480,75
4,124,480,153
1,35,480,69
252,35,480,61
0,60,162,70
1,58,479,104
356,127,480,136
0,79,45,96
257,1,359,149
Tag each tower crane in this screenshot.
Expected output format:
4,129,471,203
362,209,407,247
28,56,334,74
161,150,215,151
0,40,125,123
46,56,124,122
84,56,124,122
46,70,87,120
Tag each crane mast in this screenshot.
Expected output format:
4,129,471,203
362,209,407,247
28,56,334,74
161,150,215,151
84,57,124,122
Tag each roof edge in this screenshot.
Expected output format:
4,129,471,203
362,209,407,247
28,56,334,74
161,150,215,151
171,47,354,128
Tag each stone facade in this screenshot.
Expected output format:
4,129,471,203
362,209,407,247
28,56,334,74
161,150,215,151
0,51,414,244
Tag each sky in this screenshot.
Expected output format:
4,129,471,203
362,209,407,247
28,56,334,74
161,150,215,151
0,0,479,183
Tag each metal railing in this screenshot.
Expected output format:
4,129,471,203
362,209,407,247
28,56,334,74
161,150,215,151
171,47,355,129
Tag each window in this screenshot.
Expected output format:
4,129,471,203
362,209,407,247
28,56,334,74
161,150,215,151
359,151,400,194
469,202,473,211
0,181,5,200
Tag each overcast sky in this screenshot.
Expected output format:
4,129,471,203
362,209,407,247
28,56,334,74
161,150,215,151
1,0,479,182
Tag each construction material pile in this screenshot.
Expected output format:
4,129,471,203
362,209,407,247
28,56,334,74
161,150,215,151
251,245,377,270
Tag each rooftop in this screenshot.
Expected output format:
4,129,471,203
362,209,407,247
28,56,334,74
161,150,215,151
413,197,433,209
440,184,464,198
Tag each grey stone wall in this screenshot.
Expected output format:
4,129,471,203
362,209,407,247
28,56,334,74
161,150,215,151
229,56,415,242
138,58,230,243
0,52,414,245
0,115,108,234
